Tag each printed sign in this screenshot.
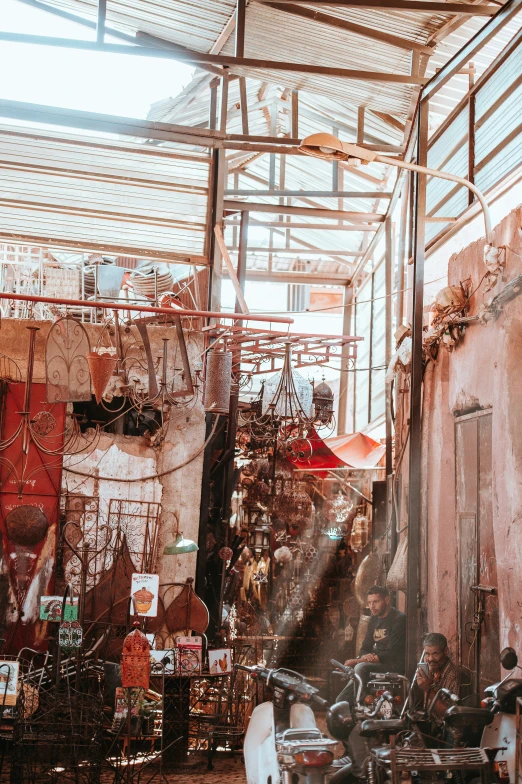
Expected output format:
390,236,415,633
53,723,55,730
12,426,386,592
131,574,159,617
0,661,19,706
176,636,202,675
40,596,78,622
58,621,83,649
208,649,232,675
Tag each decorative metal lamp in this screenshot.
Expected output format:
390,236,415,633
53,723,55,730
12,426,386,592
312,379,335,425
164,533,199,555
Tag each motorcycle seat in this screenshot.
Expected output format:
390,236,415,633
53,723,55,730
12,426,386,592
443,706,494,730
360,719,407,738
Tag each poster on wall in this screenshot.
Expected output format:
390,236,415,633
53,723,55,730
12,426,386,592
208,649,232,675
39,596,78,622
0,661,19,706
131,574,159,617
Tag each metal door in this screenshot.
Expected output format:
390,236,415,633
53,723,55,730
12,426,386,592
455,410,499,696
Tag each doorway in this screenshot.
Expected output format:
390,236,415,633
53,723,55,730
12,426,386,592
455,409,500,696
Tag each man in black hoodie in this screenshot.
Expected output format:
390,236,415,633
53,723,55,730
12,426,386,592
331,585,405,769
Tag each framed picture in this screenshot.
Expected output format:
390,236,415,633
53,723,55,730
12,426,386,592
208,649,232,675
40,596,78,622
0,661,19,706
131,574,159,618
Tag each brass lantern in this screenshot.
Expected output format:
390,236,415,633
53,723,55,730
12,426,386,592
312,380,335,425
122,622,150,689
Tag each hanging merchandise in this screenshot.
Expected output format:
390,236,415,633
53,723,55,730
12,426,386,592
386,535,408,592
325,491,354,524
344,621,355,642
350,510,370,552
273,481,312,526
354,551,380,607
204,348,233,414
312,380,335,426
58,620,83,650
121,623,151,689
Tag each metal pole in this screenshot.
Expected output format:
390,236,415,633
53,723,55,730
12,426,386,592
96,0,106,44
337,286,353,435
406,97,429,675
236,212,249,312
385,216,393,479
235,0,246,57
397,173,410,328
291,90,299,138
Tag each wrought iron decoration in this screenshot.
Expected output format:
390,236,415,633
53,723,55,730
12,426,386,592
45,316,91,403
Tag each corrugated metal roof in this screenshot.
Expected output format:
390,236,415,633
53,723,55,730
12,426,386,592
0,124,210,260
42,0,458,116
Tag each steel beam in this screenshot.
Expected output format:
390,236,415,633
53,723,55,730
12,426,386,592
406,98,429,675
224,200,385,220
96,0,106,44
0,33,428,84
338,286,354,434
235,0,247,57
421,0,522,100
223,269,351,284
15,0,136,44
224,220,378,230
262,2,434,54
225,190,393,198
228,247,363,255
255,0,497,11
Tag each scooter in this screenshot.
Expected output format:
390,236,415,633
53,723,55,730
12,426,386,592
238,663,337,784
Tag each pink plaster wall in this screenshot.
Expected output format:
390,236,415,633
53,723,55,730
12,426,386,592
423,206,522,654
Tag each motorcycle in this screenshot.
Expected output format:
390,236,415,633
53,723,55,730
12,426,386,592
238,663,337,784
330,659,409,721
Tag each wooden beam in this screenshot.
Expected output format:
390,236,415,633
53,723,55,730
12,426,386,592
224,200,385,220
262,2,435,54
357,107,365,144
235,0,247,57
0,33,428,84
371,110,406,133
223,268,351,284
224,220,378,230
255,0,497,11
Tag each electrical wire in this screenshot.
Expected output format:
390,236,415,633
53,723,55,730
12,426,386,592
63,413,220,482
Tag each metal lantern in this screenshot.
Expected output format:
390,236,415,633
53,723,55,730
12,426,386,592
251,524,271,550
204,349,233,414
121,623,150,689
313,380,335,425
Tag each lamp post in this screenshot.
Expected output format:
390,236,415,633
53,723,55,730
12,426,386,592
298,133,495,245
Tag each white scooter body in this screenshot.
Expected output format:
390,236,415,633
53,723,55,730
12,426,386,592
244,701,335,784
481,712,516,783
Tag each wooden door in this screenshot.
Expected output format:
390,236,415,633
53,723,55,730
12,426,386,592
455,410,499,696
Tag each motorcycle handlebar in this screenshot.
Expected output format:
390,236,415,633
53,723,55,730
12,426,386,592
311,694,330,709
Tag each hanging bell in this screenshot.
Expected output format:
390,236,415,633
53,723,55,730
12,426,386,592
121,623,150,689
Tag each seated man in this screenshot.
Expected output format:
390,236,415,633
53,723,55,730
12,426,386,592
413,632,461,739
332,586,405,769
338,585,406,704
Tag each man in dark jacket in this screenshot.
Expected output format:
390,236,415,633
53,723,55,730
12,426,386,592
332,586,405,768
338,585,406,703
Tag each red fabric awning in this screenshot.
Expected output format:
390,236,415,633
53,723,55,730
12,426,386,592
291,429,385,471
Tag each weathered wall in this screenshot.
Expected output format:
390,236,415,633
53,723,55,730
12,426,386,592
0,319,206,613
422,206,522,655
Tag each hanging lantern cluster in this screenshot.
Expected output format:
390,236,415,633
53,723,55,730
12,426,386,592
239,342,336,460
273,481,313,526
325,491,354,524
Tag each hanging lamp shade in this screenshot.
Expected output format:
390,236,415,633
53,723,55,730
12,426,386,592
163,533,199,555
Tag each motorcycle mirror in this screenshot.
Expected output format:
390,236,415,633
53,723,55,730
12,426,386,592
500,647,518,670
